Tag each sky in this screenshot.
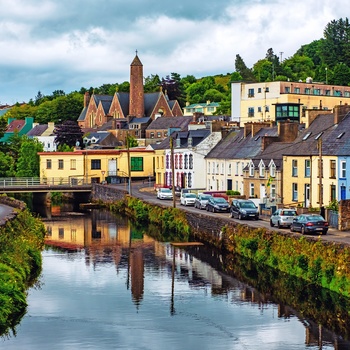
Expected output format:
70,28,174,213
0,0,348,105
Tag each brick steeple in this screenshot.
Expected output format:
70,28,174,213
129,51,144,118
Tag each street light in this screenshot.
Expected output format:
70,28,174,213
101,170,105,184
325,67,328,84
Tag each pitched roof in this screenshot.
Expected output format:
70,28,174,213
151,129,211,150
205,126,278,160
6,119,25,132
27,124,49,137
283,113,335,156
147,116,193,130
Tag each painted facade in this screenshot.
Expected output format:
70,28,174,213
231,81,350,126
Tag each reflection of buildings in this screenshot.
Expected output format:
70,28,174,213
44,208,350,348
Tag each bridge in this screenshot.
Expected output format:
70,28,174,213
0,177,92,193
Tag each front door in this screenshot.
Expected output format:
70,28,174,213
304,184,310,207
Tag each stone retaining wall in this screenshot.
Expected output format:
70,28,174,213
92,184,128,203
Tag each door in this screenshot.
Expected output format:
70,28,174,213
108,159,117,176
341,186,346,200
304,184,310,207
260,184,266,199
227,179,232,191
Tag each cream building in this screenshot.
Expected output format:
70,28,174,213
231,80,350,126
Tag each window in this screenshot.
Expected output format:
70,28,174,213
91,159,101,170
216,163,219,174
259,163,265,177
157,132,161,138
175,154,178,169
235,162,239,175
258,88,262,93
270,184,276,198
189,154,193,169
208,162,210,174
248,88,255,97
70,159,76,170
184,154,188,169
313,88,321,95
228,163,232,176
285,87,290,93
265,87,269,92
166,154,170,169
221,163,224,174
292,160,298,177
340,161,346,178
46,159,52,169
325,89,330,96
150,132,154,139
330,184,336,201
58,159,64,170
258,106,262,113
270,163,276,177
249,163,254,177
304,159,310,177
294,87,300,93
188,173,192,188
292,183,298,201
249,183,255,197
305,88,311,94
248,107,254,117
330,160,336,178
179,154,183,169
131,157,143,171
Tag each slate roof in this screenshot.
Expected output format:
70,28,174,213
283,113,336,156
185,102,220,108
129,117,151,124
78,107,88,121
27,124,49,137
250,142,294,170
147,116,193,130
205,126,278,160
151,129,211,150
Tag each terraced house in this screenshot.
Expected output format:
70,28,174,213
282,105,350,208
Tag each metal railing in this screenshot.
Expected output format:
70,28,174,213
0,177,90,188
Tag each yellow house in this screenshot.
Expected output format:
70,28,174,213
231,80,350,126
281,107,350,208
39,148,155,184
153,148,166,187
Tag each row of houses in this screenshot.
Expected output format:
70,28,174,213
37,104,350,210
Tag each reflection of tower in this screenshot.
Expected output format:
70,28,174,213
130,247,144,307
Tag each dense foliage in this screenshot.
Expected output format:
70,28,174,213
2,17,349,121
0,202,46,336
53,120,83,148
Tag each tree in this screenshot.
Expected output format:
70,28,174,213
53,121,83,148
144,74,161,93
16,138,43,177
126,134,138,148
0,151,15,177
161,73,185,106
235,54,256,81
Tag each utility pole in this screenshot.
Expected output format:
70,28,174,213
318,138,323,207
126,132,132,195
170,136,176,208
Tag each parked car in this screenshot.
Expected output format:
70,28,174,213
206,197,230,213
290,214,329,235
230,199,259,220
194,193,212,210
270,208,297,228
180,193,197,206
156,188,173,200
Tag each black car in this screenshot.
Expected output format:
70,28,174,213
206,197,230,213
290,214,329,235
230,199,259,220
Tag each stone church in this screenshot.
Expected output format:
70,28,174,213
77,53,183,132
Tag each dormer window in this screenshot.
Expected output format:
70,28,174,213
249,163,254,177
259,163,265,177
270,163,276,177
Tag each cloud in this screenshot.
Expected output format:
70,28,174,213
0,0,348,104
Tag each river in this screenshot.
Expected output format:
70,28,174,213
1,205,350,349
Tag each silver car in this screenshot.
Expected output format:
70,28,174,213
194,193,212,209
270,208,297,228
180,193,197,206
156,188,173,200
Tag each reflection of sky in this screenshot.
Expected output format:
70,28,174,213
3,248,326,350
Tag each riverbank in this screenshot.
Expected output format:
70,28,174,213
92,184,350,298
0,196,46,336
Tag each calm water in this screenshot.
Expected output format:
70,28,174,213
1,207,349,349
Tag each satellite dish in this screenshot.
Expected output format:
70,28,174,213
76,141,80,147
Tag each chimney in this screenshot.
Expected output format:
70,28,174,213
84,92,90,108
244,123,252,138
334,104,350,124
278,122,299,142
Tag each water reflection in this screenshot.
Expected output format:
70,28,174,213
2,205,350,349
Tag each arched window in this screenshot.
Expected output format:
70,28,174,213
189,154,193,169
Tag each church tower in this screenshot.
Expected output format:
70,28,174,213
129,52,144,118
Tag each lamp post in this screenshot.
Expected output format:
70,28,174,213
101,170,105,184
325,67,328,85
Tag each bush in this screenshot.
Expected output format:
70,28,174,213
226,190,240,195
